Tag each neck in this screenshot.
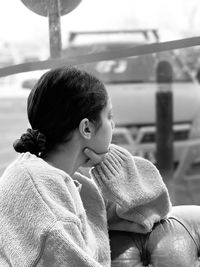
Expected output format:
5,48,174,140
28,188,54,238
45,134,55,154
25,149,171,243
42,134,86,176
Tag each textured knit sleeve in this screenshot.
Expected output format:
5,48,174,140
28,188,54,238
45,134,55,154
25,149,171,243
90,144,172,233
37,221,102,267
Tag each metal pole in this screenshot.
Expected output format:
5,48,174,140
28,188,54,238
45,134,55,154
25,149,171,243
156,61,174,182
48,0,62,58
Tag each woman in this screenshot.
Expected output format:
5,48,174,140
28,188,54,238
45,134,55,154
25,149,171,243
0,66,171,266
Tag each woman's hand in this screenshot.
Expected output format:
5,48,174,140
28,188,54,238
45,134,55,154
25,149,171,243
83,147,108,167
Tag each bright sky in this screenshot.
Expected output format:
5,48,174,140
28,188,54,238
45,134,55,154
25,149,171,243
0,0,200,58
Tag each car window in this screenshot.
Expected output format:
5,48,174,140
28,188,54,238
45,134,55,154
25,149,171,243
70,48,192,83
82,55,156,83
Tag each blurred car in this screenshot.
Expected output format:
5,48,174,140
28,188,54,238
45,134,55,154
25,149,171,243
22,78,37,89
20,70,47,90
63,29,200,168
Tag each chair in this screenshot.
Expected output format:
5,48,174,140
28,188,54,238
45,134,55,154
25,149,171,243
110,205,200,266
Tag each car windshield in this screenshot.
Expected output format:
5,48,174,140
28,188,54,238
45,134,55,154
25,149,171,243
63,44,193,83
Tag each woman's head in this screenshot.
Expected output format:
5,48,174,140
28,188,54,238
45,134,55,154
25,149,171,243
13,66,108,156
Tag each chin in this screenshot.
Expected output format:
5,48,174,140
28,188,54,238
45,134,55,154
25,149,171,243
87,140,111,155
94,145,110,154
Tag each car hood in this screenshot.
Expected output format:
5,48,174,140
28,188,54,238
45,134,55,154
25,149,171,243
107,82,200,125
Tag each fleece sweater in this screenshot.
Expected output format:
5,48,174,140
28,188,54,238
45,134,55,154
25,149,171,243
0,144,171,266
91,144,172,233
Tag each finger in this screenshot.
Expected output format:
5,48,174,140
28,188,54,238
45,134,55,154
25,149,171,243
82,159,93,168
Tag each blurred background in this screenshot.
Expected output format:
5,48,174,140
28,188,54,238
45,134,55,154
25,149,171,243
1,0,200,205
1,0,200,63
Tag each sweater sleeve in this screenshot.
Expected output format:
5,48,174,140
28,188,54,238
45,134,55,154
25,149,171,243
90,144,172,233
37,221,102,267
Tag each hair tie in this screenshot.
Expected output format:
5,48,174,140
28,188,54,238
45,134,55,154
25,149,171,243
26,128,46,152
13,128,46,156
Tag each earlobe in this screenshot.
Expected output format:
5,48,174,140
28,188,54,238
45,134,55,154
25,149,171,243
79,118,93,140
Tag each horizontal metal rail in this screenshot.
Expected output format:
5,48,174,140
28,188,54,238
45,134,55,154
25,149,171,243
0,36,199,78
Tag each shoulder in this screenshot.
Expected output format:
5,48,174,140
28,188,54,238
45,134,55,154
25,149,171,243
2,153,68,192
1,153,32,188
1,153,82,221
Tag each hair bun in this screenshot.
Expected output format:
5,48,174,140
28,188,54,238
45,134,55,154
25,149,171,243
13,128,46,156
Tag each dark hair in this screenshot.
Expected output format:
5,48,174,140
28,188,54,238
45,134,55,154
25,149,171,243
13,66,108,156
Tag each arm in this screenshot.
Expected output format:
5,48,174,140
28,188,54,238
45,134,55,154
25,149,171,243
37,221,103,267
88,144,172,233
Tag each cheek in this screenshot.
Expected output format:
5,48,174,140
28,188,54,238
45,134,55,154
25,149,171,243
92,139,110,154
92,124,113,153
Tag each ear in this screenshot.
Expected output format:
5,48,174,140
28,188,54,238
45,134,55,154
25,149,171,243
79,118,94,140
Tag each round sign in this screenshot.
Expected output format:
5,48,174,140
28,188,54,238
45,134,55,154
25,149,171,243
21,0,82,17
